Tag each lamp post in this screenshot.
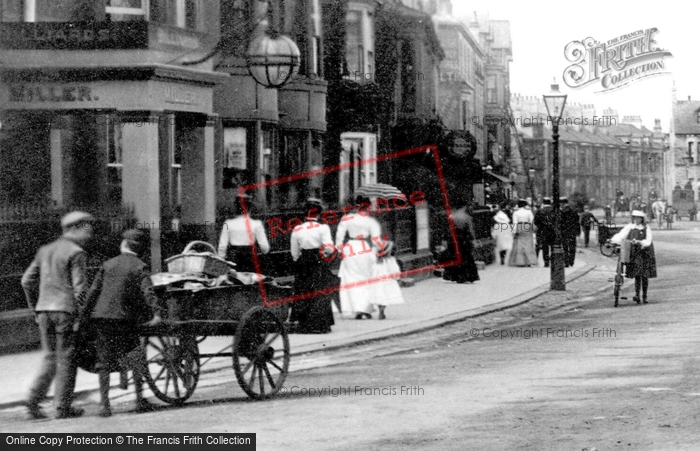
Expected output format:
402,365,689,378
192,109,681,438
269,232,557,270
543,81,567,291
528,167,536,202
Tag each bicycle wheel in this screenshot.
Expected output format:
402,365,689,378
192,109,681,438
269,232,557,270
600,241,615,257
613,259,623,307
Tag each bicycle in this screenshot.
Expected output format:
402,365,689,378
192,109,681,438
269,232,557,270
611,239,635,307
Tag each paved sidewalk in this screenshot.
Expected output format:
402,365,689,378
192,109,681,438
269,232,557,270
0,248,594,410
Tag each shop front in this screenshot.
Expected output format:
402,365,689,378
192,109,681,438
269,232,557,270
0,67,224,304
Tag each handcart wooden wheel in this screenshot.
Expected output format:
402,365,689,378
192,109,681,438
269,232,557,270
232,306,290,400
142,333,200,405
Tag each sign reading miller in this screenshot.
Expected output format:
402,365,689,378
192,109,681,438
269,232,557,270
562,27,672,93
0,21,149,50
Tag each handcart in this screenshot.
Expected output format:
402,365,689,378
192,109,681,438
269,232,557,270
138,242,292,404
598,222,624,257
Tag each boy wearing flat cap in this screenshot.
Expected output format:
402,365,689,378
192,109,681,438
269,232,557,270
22,211,95,420
83,229,161,417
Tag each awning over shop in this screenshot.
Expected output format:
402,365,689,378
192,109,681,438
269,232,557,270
484,170,513,184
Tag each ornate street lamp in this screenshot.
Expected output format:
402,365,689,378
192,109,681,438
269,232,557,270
247,0,301,88
543,81,567,291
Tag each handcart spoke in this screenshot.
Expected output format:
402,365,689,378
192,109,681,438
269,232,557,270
263,332,281,348
268,359,284,373
258,367,265,396
263,364,276,389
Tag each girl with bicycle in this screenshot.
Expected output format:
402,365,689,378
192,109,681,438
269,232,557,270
610,210,657,304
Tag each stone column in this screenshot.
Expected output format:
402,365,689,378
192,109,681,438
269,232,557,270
120,112,162,271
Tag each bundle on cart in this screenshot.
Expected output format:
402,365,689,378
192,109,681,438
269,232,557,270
164,241,233,277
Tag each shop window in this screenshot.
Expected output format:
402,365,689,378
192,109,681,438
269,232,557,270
487,76,497,104
151,0,201,29
106,0,146,21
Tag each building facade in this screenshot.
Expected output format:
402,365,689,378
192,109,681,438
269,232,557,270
669,96,700,202
512,94,665,208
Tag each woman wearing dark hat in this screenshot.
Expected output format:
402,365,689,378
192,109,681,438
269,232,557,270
289,199,336,333
217,194,270,272
611,210,657,305
83,229,161,416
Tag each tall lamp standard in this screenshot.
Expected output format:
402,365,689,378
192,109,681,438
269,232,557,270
543,82,567,291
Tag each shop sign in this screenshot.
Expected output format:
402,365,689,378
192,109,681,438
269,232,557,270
224,128,247,170
8,85,97,103
164,86,198,106
0,21,149,50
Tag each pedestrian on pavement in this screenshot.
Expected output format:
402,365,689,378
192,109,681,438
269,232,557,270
604,204,613,223
534,198,555,267
21,211,95,420
371,240,405,319
443,201,480,283
651,199,665,229
560,197,580,267
611,210,657,304
335,195,383,319
579,205,599,248
508,199,538,267
82,229,161,417
217,193,270,273
665,204,675,230
491,202,513,265
289,198,336,333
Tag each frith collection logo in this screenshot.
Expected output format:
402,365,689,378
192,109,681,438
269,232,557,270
562,27,672,93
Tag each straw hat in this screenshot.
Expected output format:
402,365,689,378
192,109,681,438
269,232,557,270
631,210,646,219
60,211,95,228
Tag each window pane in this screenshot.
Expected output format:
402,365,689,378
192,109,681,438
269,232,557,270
37,0,95,21
185,0,197,29
345,10,362,75
1,0,22,22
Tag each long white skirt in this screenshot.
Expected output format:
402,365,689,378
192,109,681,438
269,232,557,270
338,239,376,314
371,256,405,306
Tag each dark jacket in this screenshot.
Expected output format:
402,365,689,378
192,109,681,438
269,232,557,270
84,253,158,323
579,211,599,228
21,236,87,314
561,206,581,238
534,205,556,243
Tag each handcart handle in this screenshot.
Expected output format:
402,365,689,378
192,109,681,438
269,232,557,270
182,241,217,254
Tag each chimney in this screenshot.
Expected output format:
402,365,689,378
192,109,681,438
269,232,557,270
653,118,662,133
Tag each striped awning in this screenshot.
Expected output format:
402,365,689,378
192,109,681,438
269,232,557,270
355,183,403,199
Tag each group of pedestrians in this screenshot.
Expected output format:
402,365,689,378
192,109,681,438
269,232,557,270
491,197,581,268
22,194,408,420
22,212,160,420
217,194,405,332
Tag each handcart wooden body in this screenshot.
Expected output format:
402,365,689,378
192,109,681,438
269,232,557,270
139,281,292,404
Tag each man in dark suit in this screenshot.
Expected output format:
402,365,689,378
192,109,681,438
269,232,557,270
534,198,555,267
83,229,161,417
22,211,95,420
560,198,581,267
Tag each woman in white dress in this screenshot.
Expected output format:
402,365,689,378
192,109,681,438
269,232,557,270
508,199,538,267
492,203,513,265
335,195,383,319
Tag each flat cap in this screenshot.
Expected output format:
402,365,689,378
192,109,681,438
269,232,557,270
61,211,95,228
123,228,149,243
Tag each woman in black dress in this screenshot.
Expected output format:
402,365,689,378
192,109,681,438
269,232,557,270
611,210,657,304
289,198,337,333
443,202,480,284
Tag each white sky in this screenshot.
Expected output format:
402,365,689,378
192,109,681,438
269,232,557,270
452,0,699,131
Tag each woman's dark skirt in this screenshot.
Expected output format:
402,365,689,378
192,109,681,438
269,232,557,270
291,249,337,334
443,234,480,283
625,243,657,279
226,245,259,273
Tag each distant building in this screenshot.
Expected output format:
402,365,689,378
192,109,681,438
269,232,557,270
669,95,700,202
512,95,665,206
